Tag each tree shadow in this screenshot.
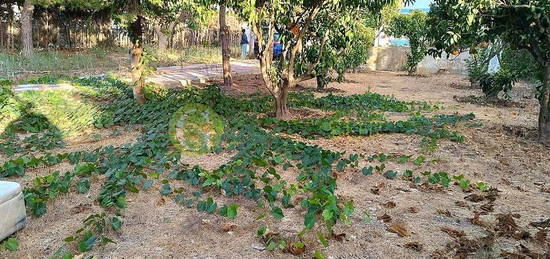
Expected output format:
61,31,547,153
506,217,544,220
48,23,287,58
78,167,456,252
0,91,65,157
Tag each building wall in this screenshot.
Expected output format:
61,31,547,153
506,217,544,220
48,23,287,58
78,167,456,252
365,46,470,74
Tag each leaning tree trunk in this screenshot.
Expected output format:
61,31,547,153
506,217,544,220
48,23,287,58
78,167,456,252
129,15,145,104
20,0,34,56
219,2,232,86
539,62,550,145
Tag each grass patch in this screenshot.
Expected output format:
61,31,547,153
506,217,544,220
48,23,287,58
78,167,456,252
1,45,244,82
0,83,109,155
0,48,125,80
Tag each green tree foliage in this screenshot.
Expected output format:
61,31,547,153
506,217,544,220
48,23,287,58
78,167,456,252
364,0,401,44
386,10,430,75
428,0,550,144
299,11,375,89
343,24,375,71
151,1,215,50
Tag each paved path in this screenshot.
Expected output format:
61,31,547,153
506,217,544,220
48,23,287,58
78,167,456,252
147,61,259,86
12,61,260,92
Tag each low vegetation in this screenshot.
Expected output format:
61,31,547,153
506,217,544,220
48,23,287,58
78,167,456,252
0,75,488,257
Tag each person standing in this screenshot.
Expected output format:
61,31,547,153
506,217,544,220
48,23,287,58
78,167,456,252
240,29,249,59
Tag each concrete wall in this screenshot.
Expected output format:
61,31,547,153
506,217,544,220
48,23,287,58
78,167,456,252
365,46,471,75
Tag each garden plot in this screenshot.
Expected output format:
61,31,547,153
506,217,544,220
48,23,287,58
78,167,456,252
0,72,548,258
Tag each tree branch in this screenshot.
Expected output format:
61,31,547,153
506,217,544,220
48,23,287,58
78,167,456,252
287,1,324,87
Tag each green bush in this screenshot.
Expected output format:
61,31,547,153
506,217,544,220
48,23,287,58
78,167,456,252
339,23,375,71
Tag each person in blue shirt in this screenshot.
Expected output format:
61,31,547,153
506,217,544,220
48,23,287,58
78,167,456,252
240,29,249,59
273,32,283,58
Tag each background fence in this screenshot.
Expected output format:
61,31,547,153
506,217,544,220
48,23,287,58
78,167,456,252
0,13,242,51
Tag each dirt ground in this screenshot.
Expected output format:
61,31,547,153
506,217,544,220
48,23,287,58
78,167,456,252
2,71,549,259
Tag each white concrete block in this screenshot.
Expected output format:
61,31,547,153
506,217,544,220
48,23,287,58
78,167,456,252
0,181,27,241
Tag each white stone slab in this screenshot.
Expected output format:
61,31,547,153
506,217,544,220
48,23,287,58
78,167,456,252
0,181,27,241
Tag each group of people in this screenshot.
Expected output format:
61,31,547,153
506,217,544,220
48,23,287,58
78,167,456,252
240,28,283,59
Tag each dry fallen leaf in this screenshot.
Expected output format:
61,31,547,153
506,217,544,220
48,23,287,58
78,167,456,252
436,209,452,217
156,197,166,206
332,233,346,242
480,202,494,212
464,194,484,202
287,244,305,256
408,207,419,213
70,203,92,214
512,231,530,240
404,242,423,252
382,201,396,209
455,201,470,208
222,224,237,232
378,213,392,223
495,213,520,237
470,212,491,230
440,226,465,238
387,221,409,237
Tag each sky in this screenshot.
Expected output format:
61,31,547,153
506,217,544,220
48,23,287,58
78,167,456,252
404,0,433,8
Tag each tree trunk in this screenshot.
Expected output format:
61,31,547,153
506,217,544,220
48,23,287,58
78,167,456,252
58,23,70,48
131,43,145,104
129,15,145,104
167,21,177,48
154,24,168,50
219,3,232,86
539,62,550,145
20,0,34,56
275,86,289,119
99,19,115,48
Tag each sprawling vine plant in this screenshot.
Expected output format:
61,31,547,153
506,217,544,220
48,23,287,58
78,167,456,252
0,74,476,257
